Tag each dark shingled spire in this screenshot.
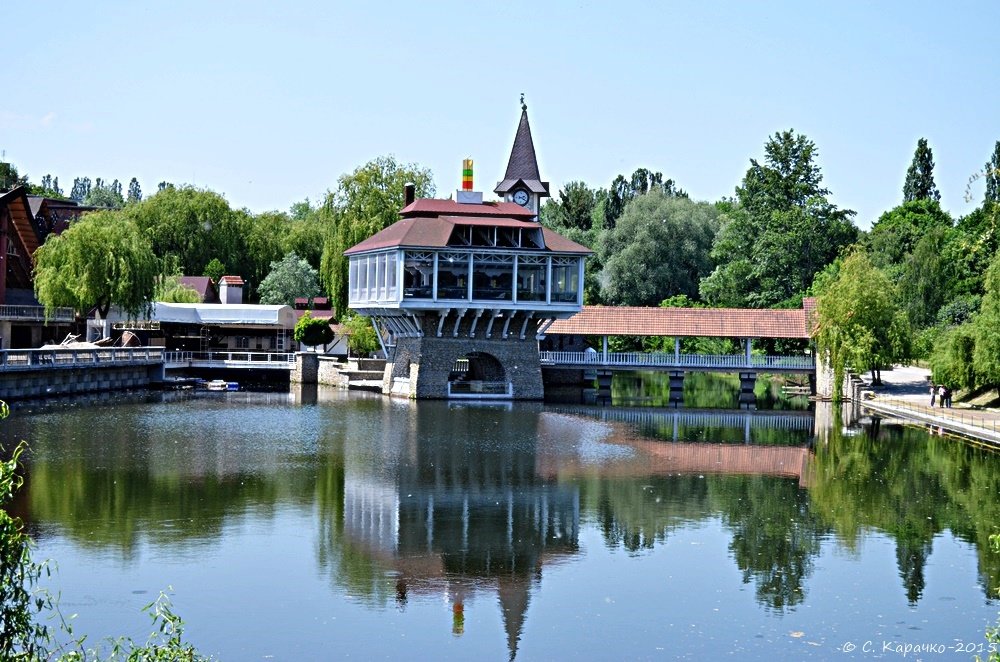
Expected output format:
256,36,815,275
495,98,550,197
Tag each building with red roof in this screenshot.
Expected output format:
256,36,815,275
344,102,591,400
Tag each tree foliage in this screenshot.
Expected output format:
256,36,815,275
603,167,685,230
902,137,941,202
815,250,911,395
600,191,721,306
701,130,857,308
127,177,142,204
972,251,1000,392
865,199,953,275
343,313,379,356
320,156,434,316
0,162,28,191
258,253,321,306
84,177,125,209
33,210,159,318
125,186,241,281
294,311,335,349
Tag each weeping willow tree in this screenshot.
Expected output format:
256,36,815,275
815,249,911,399
33,209,159,319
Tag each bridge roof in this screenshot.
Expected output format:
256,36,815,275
547,300,815,339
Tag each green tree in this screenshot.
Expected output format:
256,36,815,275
600,191,721,306
603,167,685,230
902,137,941,202
154,274,202,303
701,130,857,308
70,176,91,202
320,156,434,316
897,225,963,327
0,162,28,191
973,251,1000,394
203,258,226,283
33,210,158,318
127,177,142,204
126,185,241,279
541,180,601,231
343,313,379,356
985,140,1000,206
865,199,954,276
929,323,976,390
294,311,335,350
258,252,321,306
815,249,911,395
84,177,126,209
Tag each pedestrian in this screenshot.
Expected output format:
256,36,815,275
943,386,953,408
938,384,946,408
930,382,937,406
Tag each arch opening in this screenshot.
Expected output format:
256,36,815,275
448,351,512,399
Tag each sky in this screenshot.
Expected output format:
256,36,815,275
4,1,999,229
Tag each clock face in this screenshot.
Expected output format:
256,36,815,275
513,190,530,206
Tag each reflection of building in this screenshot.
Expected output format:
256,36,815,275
345,103,591,399
340,404,580,659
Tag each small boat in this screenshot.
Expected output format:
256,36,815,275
205,379,239,391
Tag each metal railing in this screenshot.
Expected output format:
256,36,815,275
539,351,815,371
862,397,1000,439
164,351,296,370
0,347,165,370
0,305,75,322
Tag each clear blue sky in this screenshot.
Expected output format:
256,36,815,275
5,1,998,228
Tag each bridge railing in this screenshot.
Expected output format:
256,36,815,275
539,351,814,370
0,305,76,322
0,347,165,371
165,351,295,369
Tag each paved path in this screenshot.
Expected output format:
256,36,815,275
860,366,1000,445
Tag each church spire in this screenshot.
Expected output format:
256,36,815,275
494,97,549,202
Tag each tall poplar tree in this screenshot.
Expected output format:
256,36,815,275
902,138,941,202
985,140,1000,206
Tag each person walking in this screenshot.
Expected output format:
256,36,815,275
930,381,937,406
938,384,946,408
943,386,953,408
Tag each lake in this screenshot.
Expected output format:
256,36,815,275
2,377,999,660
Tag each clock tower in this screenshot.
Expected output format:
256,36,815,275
494,95,550,219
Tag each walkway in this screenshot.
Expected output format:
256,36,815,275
860,365,1000,446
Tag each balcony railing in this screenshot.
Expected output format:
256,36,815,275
0,305,75,322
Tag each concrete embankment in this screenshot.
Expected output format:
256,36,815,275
857,365,1000,447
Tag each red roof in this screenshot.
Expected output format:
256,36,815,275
219,275,244,285
400,198,535,219
547,305,812,339
344,214,592,255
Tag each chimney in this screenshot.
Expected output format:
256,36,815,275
404,183,415,207
218,275,244,304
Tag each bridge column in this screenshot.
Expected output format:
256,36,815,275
744,338,752,366
669,370,684,408
596,370,612,406
674,337,679,362
739,371,756,410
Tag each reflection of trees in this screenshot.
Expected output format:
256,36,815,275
613,371,812,411
809,412,1000,602
712,476,826,610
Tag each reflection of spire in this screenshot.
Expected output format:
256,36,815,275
452,599,464,636
498,574,533,661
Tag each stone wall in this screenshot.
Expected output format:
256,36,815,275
385,311,544,400
291,352,319,383
0,364,162,400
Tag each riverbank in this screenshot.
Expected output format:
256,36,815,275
859,365,1000,447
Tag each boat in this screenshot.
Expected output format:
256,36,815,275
205,379,239,391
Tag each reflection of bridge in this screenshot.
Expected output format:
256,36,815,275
164,351,295,371
550,405,815,442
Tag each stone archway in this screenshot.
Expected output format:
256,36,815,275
448,351,510,398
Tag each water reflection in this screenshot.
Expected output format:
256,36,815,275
3,390,1000,659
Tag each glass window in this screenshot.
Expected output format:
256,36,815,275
437,252,469,300
517,255,547,302
386,252,398,301
403,252,434,299
472,252,513,301
551,258,580,303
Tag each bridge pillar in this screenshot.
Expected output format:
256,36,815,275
739,371,757,410
596,370,612,405
669,370,684,408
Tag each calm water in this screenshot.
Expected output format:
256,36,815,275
2,380,1000,661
